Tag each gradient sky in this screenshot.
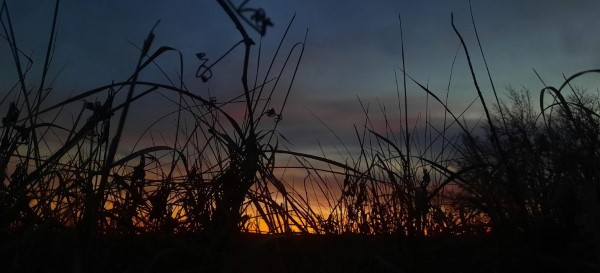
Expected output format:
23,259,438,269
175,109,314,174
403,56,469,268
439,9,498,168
2,0,600,154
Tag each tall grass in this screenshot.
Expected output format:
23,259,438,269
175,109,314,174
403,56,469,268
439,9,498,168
0,1,598,267
0,0,314,239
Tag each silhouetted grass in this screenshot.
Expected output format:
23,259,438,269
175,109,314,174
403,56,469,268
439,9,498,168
1,0,599,272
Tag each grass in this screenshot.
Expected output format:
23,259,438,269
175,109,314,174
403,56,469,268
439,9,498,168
1,0,599,272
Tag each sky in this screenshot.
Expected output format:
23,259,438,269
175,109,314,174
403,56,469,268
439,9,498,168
2,0,600,156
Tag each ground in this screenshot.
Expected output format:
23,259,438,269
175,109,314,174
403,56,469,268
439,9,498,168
1,231,598,273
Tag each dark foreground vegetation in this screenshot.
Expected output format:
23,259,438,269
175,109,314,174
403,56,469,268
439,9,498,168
2,232,597,273
1,0,599,272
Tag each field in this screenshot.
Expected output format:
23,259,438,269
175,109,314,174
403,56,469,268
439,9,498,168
1,0,599,272
3,232,597,272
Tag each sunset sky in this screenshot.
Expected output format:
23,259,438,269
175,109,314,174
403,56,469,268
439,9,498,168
2,0,600,154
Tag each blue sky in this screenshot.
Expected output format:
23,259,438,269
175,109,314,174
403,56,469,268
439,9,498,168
2,0,600,154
